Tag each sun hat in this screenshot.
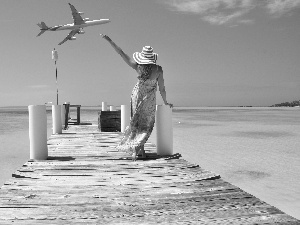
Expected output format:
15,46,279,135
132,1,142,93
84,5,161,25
133,46,158,64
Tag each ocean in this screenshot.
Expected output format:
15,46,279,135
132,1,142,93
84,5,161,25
0,106,299,219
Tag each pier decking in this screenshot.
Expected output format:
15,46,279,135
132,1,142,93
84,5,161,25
0,124,299,224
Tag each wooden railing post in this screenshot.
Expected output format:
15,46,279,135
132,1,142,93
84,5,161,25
76,106,80,125
64,103,70,130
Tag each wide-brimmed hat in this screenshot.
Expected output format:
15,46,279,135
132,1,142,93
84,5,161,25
133,46,157,64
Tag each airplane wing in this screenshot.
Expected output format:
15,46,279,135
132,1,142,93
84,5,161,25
58,29,79,45
68,3,85,25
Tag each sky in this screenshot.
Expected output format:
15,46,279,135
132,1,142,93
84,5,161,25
1,0,300,107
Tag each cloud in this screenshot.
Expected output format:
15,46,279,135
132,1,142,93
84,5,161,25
162,0,300,25
202,8,251,25
28,85,51,89
266,0,300,16
238,19,254,24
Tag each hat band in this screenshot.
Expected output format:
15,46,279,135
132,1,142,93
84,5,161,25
133,52,157,64
141,52,156,59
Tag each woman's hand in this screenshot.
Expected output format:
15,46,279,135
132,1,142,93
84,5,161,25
100,34,111,41
165,103,173,108
99,34,137,69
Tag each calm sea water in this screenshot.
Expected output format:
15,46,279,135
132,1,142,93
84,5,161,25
0,106,299,219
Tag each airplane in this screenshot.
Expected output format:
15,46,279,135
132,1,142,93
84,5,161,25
37,3,110,45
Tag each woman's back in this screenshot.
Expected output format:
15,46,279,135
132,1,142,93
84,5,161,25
136,64,161,82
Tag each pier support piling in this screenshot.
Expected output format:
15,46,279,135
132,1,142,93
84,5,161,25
156,105,173,156
110,105,115,111
52,105,62,134
102,101,107,111
28,105,48,160
121,104,130,132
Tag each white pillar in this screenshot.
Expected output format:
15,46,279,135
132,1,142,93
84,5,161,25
155,105,173,155
102,102,107,111
110,105,115,111
121,105,130,132
52,105,62,134
28,105,48,160
61,105,65,126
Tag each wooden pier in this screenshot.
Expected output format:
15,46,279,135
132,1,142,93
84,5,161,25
0,124,299,224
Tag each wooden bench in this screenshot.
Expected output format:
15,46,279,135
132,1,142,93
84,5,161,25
64,104,81,129
98,111,121,132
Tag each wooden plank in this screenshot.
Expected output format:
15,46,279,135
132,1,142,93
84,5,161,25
98,111,121,132
0,124,299,224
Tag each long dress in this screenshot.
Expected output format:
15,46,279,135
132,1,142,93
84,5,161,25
116,65,158,154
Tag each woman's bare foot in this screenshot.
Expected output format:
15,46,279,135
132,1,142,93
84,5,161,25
132,152,137,161
137,146,146,159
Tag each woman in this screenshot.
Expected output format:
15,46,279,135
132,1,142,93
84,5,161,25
100,34,172,161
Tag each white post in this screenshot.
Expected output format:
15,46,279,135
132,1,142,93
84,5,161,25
121,105,130,132
155,105,173,155
52,105,62,134
109,105,115,111
28,105,48,160
102,102,107,111
61,105,65,126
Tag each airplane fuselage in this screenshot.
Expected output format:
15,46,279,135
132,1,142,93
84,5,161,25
47,19,110,31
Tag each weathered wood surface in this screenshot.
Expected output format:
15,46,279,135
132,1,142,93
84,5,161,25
98,111,121,132
0,125,299,224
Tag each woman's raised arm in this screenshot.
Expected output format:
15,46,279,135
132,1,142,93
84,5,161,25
100,34,137,70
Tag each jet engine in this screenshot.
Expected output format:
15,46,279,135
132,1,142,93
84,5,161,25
78,30,85,34
69,37,76,40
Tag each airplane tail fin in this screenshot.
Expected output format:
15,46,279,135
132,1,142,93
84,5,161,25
37,22,48,37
